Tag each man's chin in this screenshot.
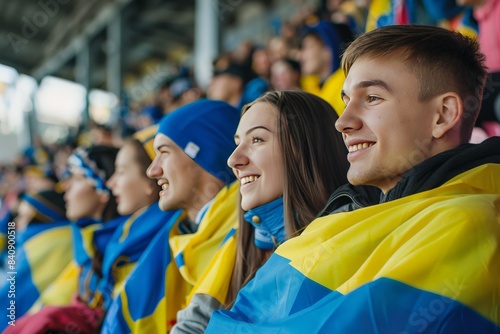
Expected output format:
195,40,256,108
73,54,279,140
158,198,176,212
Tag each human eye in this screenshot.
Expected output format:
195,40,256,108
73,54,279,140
367,95,382,103
252,137,264,144
341,93,349,106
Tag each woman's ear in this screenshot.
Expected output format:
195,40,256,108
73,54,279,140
98,191,110,205
144,180,156,197
432,93,462,139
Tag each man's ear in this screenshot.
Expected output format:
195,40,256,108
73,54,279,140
432,93,462,139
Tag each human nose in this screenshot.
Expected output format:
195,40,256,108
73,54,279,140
106,173,116,190
146,156,162,179
335,101,362,134
227,144,249,170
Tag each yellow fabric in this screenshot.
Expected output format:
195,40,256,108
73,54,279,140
29,261,79,313
125,181,239,333
133,124,158,161
0,234,5,255
24,226,74,294
439,13,478,40
277,164,500,325
186,228,238,305
365,0,391,32
169,181,239,287
301,69,346,116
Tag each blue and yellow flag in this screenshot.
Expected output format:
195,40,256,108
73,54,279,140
0,211,12,268
185,227,237,307
207,164,500,333
97,203,178,309
102,181,239,333
366,0,477,37
100,210,184,333
0,220,73,331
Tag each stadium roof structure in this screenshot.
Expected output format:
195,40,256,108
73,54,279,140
0,0,196,90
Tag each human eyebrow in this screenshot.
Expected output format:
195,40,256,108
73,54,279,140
234,125,272,141
155,144,173,151
245,126,271,136
354,80,392,93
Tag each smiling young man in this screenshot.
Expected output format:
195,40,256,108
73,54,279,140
206,25,500,333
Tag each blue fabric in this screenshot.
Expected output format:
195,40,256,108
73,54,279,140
0,221,72,330
244,197,284,250
100,210,183,333
0,211,13,268
71,218,102,266
17,221,70,244
97,203,175,309
0,243,40,329
157,99,239,184
21,193,65,222
207,273,499,333
238,77,270,110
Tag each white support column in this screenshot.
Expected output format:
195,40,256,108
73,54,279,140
194,0,219,89
107,13,123,99
75,41,90,126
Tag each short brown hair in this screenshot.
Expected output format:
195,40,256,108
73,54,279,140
342,25,487,142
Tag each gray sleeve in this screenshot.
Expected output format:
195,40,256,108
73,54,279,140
170,293,224,334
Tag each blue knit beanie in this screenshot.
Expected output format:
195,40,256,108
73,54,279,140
157,99,239,184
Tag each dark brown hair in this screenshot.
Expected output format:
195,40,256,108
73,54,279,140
226,91,349,307
342,24,487,142
127,138,161,202
86,145,120,222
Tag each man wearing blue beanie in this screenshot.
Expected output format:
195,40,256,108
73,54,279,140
150,98,238,219
101,99,241,333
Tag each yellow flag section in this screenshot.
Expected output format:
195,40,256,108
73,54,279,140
278,163,500,326
169,182,239,286
32,220,103,314
185,227,238,306
301,69,346,117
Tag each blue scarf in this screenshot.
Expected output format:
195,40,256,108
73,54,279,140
244,197,284,250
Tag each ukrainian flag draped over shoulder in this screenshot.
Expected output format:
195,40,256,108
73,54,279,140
207,164,500,333
185,227,238,306
0,220,73,331
96,203,173,309
102,181,239,334
27,217,114,312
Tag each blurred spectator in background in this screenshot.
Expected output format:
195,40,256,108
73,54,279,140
167,76,202,113
300,20,355,114
268,36,292,62
251,46,272,80
207,62,256,107
270,57,302,91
